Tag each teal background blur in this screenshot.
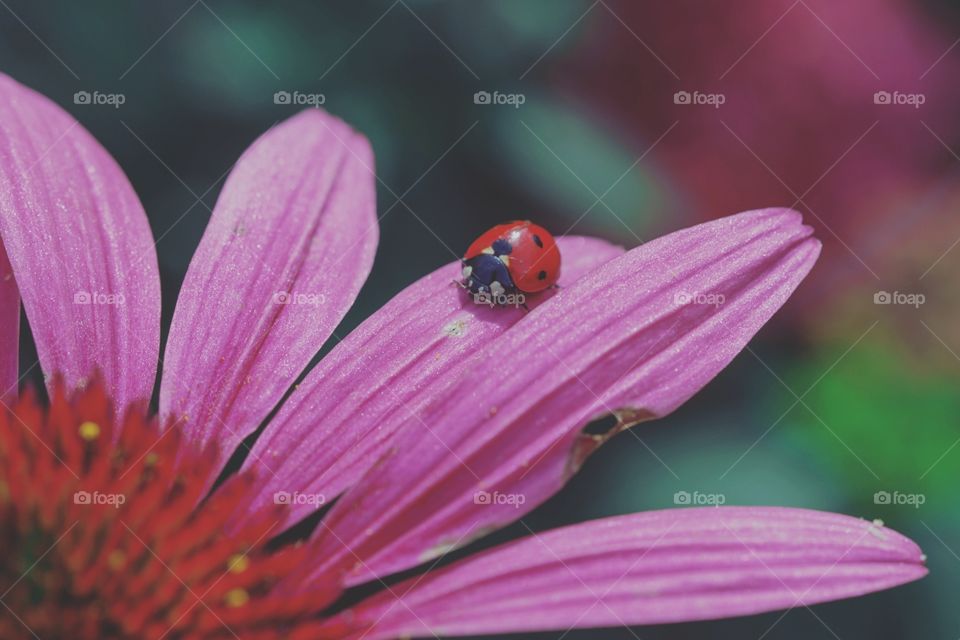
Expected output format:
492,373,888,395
6,1,960,637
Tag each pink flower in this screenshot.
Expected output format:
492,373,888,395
0,74,925,638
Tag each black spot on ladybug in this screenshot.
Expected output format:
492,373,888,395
492,238,512,255
537,270,547,280
532,234,544,248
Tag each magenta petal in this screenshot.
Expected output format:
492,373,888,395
312,208,821,585
159,109,377,464
241,235,623,526
0,242,18,400
0,74,160,407
337,508,925,637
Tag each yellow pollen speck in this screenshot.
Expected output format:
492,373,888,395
442,319,467,338
107,550,126,570
78,421,101,441
144,452,160,466
227,554,250,574
225,588,249,608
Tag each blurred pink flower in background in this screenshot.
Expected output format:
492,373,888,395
564,0,960,301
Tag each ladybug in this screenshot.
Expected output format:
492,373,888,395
460,220,561,303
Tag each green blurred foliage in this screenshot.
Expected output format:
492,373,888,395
494,97,668,237
783,336,960,519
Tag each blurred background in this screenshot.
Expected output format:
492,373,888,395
3,0,959,637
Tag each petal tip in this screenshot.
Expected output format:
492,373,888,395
283,107,373,154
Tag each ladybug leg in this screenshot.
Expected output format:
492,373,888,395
456,260,475,291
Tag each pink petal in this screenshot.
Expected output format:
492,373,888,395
312,208,821,585
160,109,377,465
0,242,18,401
334,508,926,638
241,236,623,524
0,74,160,407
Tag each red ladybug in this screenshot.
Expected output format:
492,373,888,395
461,221,561,302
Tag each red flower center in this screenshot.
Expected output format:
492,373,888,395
0,381,345,639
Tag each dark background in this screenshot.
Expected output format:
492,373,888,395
5,1,960,637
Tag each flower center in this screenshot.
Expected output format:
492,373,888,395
0,380,341,639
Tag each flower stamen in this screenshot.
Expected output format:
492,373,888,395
0,379,339,639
